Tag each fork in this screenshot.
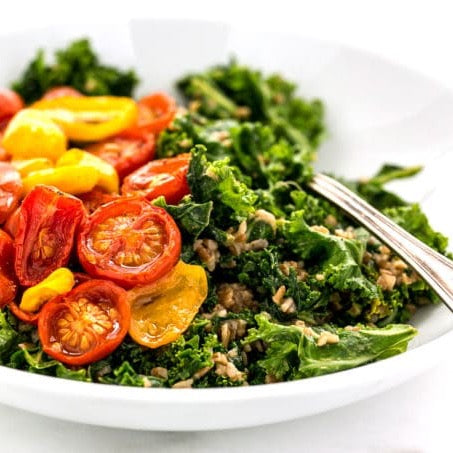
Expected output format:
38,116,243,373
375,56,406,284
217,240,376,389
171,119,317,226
308,173,453,313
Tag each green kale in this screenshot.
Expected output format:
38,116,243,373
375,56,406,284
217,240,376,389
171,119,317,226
99,361,164,387
178,60,325,150
384,204,448,254
0,311,20,364
244,314,417,380
230,122,314,187
157,113,238,161
350,164,422,210
12,39,138,103
187,145,257,223
153,196,213,239
283,211,378,299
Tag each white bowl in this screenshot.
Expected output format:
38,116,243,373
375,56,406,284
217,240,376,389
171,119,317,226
1,18,453,431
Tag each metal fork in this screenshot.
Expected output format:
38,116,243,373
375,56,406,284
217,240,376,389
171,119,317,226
308,173,453,313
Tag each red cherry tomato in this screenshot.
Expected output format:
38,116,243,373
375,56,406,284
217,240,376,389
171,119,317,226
42,86,82,100
78,189,119,215
0,89,24,121
0,162,23,224
15,186,86,286
8,301,40,325
86,133,155,180
77,198,181,288
38,280,130,366
122,93,176,138
121,154,190,204
0,229,16,307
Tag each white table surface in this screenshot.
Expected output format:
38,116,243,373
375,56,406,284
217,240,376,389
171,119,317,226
1,1,453,451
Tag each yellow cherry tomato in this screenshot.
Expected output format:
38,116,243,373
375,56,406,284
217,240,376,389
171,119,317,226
57,148,119,193
23,165,99,195
31,96,138,142
1,109,66,161
127,261,208,349
20,268,75,313
12,158,53,177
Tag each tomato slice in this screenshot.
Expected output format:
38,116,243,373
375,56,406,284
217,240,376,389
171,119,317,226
42,86,82,100
0,162,23,224
122,93,176,138
78,188,119,215
85,133,155,180
8,301,40,325
121,154,190,204
77,198,181,288
38,280,130,366
15,185,86,286
0,89,24,121
128,261,208,348
0,229,16,307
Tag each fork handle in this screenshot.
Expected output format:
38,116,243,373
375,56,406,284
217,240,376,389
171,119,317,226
309,173,453,313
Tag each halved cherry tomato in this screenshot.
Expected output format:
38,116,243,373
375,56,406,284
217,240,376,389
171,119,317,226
122,93,176,138
38,280,130,366
0,229,16,307
0,89,24,121
31,96,138,142
85,133,155,180
128,261,208,348
8,301,40,325
121,154,190,204
77,198,181,288
15,185,86,286
42,86,82,100
78,188,119,214
0,162,23,224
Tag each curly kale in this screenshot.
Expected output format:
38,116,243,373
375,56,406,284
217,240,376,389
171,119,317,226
243,314,417,381
177,60,325,150
12,39,138,103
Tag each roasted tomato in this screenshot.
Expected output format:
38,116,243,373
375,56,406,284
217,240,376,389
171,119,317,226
78,189,119,214
128,261,207,348
78,198,181,288
0,162,23,224
38,280,130,366
86,133,155,180
122,93,176,138
42,86,82,100
15,185,86,286
0,229,16,307
121,154,190,204
0,88,24,121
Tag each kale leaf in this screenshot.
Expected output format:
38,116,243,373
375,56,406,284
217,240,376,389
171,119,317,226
244,314,417,380
384,204,448,253
178,60,325,150
187,145,257,223
12,39,139,103
153,196,213,239
283,211,378,299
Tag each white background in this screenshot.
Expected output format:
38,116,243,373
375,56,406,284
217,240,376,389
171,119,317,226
1,1,453,451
